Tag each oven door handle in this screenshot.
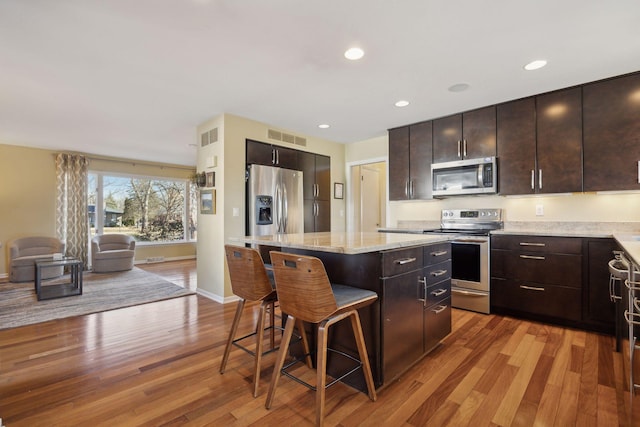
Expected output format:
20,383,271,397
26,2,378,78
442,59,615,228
451,289,486,297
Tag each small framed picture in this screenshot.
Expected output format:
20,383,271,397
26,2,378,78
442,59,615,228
334,182,344,199
206,171,215,188
200,189,215,214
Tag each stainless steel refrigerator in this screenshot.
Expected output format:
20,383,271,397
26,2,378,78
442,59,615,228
247,164,304,236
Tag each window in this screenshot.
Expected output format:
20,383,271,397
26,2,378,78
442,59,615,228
88,172,197,244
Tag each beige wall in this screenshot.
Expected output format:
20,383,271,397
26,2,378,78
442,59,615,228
0,143,196,279
196,113,346,301
345,134,640,226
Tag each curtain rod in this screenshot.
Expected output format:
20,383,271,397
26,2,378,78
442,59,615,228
56,151,196,171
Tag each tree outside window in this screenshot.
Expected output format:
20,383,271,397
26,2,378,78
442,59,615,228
88,173,197,243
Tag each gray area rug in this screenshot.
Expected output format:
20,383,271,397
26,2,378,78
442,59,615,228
0,267,195,330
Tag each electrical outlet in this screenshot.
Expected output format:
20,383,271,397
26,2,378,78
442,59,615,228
535,204,544,216
232,207,239,217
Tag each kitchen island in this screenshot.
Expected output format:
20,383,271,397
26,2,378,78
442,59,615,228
229,231,453,390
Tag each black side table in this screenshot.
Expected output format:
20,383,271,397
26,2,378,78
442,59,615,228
35,258,83,301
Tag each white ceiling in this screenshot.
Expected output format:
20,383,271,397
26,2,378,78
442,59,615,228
2,1,640,167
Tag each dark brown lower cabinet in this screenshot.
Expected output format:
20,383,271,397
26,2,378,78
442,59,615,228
490,234,616,333
284,241,451,391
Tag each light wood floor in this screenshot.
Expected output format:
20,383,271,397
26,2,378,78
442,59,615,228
0,259,637,426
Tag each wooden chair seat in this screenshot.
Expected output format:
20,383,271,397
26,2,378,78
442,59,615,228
265,251,377,426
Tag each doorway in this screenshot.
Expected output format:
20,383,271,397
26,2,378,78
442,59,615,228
348,161,386,232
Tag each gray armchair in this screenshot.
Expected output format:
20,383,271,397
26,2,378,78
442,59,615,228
91,234,136,273
8,236,66,282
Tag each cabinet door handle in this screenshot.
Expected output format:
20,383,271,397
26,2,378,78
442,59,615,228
430,250,448,257
519,255,546,260
272,149,276,164
431,288,447,297
519,242,546,247
276,149,280,165
405,180,409,197
463,139,467,157
637,161,640,184
531,170,535,190
418,277,427,306
395,257,417,265
431,269,448,277
520,285,545,292
457,140,461,158
432,305,448,314
539,169,543,190
409,180,414,198
314,183,319,198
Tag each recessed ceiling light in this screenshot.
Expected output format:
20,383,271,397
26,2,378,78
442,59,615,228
524,60,547,71
318,124,330,129
395,100,410,107
344,47,364,60
448,83,470,92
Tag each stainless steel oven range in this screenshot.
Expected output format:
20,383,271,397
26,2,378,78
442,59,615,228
423,209,503,314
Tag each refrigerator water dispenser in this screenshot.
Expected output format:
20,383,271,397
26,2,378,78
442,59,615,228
255,195,273,225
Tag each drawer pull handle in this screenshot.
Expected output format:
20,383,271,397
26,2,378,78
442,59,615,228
431,250,448,257
431,288,447,297
519,242,546,247
520,285,545,292
395,257,417,265
431,269,448,277
432,305,448,314
520,255,545,260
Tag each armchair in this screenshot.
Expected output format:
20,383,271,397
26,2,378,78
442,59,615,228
8,236,66,282
91,234,136,273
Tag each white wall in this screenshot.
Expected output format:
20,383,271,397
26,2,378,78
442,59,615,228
196,113,346,300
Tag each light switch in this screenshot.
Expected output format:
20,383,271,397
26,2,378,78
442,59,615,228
232,207,239,217
535,204,544,216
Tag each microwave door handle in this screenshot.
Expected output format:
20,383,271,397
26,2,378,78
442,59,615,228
477,164,484,187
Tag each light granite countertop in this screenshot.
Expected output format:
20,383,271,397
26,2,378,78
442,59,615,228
228,231,450,255
614,233,640,268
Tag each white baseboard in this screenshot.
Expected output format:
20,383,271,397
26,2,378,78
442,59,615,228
133,255,196,265
196,288,239,304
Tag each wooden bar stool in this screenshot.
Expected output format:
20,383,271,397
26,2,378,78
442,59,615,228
265,251,378,426
221,245,311,397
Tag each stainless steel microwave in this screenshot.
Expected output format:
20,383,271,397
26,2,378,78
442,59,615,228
431,157,497,197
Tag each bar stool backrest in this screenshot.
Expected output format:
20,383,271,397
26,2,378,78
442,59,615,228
224,245,274,301
269,251,338,323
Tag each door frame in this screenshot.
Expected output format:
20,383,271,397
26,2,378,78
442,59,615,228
345,157,387,233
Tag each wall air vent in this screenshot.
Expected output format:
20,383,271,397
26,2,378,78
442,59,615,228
267,129,306,146
200,132,209,147
209,127,218,143
200,128,218,147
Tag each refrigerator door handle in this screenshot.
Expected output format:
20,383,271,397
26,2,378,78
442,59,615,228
282,185,288,232
274,184,282,233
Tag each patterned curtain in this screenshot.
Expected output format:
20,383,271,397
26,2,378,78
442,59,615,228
55,153,89,267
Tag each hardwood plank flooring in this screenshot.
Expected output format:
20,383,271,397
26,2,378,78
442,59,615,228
0,259,637,426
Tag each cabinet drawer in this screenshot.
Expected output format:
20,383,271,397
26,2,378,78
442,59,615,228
424,297,452,352
491,250,582,288
424,242,451,266
424,260,451,286
382,247,424,277
425,280,451,307
491,235,582,254
491,278,582,322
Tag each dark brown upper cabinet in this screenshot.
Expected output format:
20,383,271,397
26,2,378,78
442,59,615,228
433,106,496,163
246,139,298,170
583,72,640,191
496,97,537,195
388,121,433,201
535,87,583,194
497,88,582,195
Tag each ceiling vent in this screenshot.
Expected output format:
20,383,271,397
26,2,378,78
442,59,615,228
267,128,306,147
200,127,219,147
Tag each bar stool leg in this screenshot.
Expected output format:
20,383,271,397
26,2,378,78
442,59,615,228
269,301,276,350
265,314,296,409
296,319,313,368
316,320,330,426
220,298,246,374
349,311,377,402
253,300,269,397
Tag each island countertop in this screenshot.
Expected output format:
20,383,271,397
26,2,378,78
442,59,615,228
613,233,640,267
228,231,451,255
